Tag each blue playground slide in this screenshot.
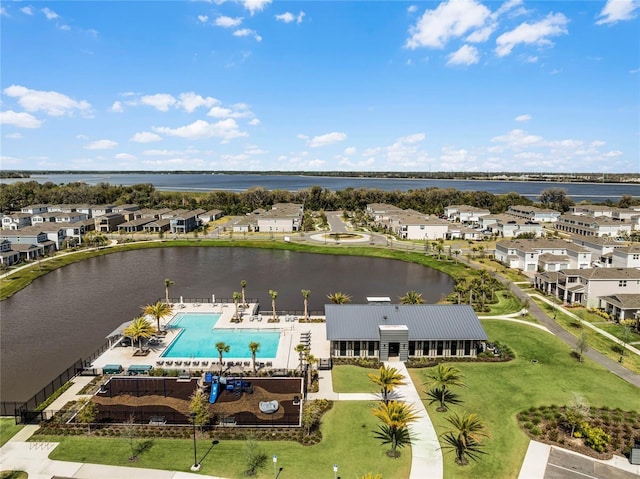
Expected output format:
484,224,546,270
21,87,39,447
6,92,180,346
209,378,220,404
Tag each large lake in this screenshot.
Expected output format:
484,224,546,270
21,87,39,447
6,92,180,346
3,173,637,202
0,247,453,403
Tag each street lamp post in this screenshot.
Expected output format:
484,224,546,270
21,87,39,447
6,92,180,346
272,455,278,479
333,463,338,479
190,413,200,471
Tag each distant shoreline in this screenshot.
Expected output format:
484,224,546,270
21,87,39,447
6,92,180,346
1,170,638,185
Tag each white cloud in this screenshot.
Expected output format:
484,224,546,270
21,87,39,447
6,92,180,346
590,140,606,147
110,101,124,113
248,118,261,126
215,16,243,27
446,44,480,65
6,132,23,139
59,24,70,31
495,12,569,57
115,153,137,160
85,139,118,150
596,0,639,25
41,7,59,20
0,7,7,16
305,132,348,148
525,55,539,63
630,68,640,74
466,24,496,42
344,146,357,155
515,114,532,122
408,5,418,14
153,119,247,141
178,92,219,112
603,150,623,157
21,6,33,15
197,15,209,23
233,28,262,41
3,85,91,117
140,93,176,111
275,11,305,23
406,0,491,49
130,131,162,143
243,0,272,15
0,110,43,128
491,129,544,148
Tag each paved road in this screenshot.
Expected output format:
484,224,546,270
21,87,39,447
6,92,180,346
544,448,639,479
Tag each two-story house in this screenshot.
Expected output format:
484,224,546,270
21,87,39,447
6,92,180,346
495,238,591,272
535,267,640,308
507,205,561,223
256,203,303,233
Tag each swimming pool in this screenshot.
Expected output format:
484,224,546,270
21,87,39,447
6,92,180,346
161,313,281,359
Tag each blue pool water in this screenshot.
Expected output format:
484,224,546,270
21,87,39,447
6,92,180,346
162,313,281,359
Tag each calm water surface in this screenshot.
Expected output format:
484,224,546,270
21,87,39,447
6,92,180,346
0,247,453,402
3,173,637,202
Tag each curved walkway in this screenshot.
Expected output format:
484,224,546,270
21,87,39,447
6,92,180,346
478,313,552,333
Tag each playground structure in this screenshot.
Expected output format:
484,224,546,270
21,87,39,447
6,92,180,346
202,372,253,404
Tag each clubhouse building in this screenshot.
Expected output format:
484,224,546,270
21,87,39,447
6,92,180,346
325,304,488,362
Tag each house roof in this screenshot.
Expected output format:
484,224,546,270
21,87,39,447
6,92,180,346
561,267,640,280
325,304,487,341
598,294,640,309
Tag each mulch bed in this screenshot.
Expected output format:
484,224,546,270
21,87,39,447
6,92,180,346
91,376,302,426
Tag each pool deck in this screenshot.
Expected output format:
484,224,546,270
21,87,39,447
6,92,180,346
91,302,329,373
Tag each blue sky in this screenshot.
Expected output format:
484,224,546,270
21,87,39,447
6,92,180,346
1,0,638,173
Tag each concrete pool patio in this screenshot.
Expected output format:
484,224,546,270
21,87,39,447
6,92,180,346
91,301,329,374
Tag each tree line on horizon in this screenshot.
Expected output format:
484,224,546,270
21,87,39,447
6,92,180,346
1,180,637,216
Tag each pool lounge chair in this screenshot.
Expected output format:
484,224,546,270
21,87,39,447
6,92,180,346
201,361,209,367
156,360,164,366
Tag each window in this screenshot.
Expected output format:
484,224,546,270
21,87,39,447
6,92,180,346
450,340,457,356
619,281,627,287
409,341,416,355
368,341,375,356
339,341,346,356
422,341,430,355
633,254,639,260
464,341,472,355
354,341,361,357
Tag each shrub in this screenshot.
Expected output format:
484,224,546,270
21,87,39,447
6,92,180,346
578,421,610,453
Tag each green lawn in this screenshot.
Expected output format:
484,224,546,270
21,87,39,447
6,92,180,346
0,418,23,447
332,365,378,393
484,290,528,317
38,402,410,479
532,298,640,375
411,319,640,479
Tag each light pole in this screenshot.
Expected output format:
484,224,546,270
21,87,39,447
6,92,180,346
190,412,200,471
333,463,338,479
272,455,277,479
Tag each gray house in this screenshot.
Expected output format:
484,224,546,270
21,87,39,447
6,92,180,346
325,304,488,362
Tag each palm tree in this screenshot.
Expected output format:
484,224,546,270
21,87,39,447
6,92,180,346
454,280,467,305
399,290,425,304
123,316,157,350
368,365,407,403
424,363,466,412
294,343,308,372
164,278,174,304
240,280,247,307
358,474,383,479
441,411,489,465
453,249,461,263
301,289,311,321
248,341,260,374
215,341,230,373
142,301,172,333
232,291,242,322
372,400,419,458
268,289,278,320
327,292,352,304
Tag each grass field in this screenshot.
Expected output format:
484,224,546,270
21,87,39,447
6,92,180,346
37,401,410,479
532,298,640,375
0,418,23,447
332,365,379,393
411,319,640,479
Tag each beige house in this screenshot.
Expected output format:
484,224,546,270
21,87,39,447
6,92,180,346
535,267,640,308
256,203,303,233
555,214,633,237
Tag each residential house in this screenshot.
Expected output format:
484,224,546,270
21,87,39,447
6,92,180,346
495,238,591,272
117,217,156,233
256,203,303,233
170,210,201,234
444,205,491,224
392,211,449,240
569,235,626,267
507,205,561,223
611,245,640,269
95,213,126,232
554,214,632,237
111,204,140,221
597,294,640,322
325,304,488,362
0,240,20,266
2,213,32,230
0,227,54,256
198,209,224,224
366,203,404,222
534,267,640,308
20,204,49,214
